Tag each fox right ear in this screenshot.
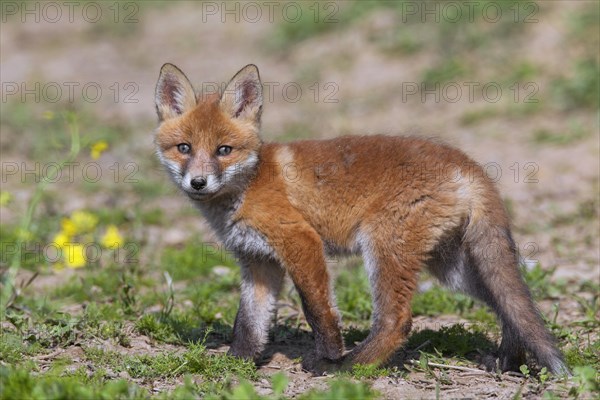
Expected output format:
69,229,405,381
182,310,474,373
220,64,263,125
155,63,197,122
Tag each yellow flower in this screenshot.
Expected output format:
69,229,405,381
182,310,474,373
63,243,87,269
61,218,78,237
70,210,98,234
0,191,12,206
90,140,108,160
42,111,55,120
101,225,124,249
51,232,71,248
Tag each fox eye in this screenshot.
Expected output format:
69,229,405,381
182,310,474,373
217,146,232,156
177,143,191,154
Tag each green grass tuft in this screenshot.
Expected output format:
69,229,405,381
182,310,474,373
335,266,372,321
346,363,391,380
0,366,148,400
298,378,379,400
422,58,466,85
184,342,258,381
161,240,236,281
552,58,600,110
406,324,495,358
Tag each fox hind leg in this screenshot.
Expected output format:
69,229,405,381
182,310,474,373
345,231,422,366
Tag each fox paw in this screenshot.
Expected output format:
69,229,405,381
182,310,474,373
480,353,526,373
480,354,500,372
227,346,260,363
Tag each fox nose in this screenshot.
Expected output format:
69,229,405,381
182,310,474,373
190,177,207,191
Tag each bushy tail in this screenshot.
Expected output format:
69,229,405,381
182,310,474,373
465,217,570,375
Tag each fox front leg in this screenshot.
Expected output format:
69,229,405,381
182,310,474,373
273,230,345,369
229,259,285,361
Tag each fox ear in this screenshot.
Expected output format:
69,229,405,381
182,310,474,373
155,63,197,122
220,64,263,124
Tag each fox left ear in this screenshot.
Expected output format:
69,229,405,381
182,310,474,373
155,63,197,122
220,64,263,125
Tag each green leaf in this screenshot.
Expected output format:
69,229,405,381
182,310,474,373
271,372,289,396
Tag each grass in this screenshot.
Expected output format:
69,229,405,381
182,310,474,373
0,364,377,400
0,103,123,165
460,107,501,126
136,312,196,344
160,240,237,281
0,331,43,366
422,58,467,85
9,235,589,397
270,0,535,54
345,363,394,380
335,262,499,326
83,347,183,380
335,266,372,321
298,379,378,400
532,124,590,146
274,121,317,143
406,324,495,359
82,342,257,382
268,1,396,50
551,58,600,111
0,367,149,400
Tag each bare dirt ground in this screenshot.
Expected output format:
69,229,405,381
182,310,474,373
1,1,598,399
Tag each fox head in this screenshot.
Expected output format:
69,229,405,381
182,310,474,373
154,63,263,201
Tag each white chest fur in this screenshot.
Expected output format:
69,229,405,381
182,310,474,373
193,194,276,261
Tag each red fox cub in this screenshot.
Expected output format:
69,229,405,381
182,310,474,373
154,63,568,375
